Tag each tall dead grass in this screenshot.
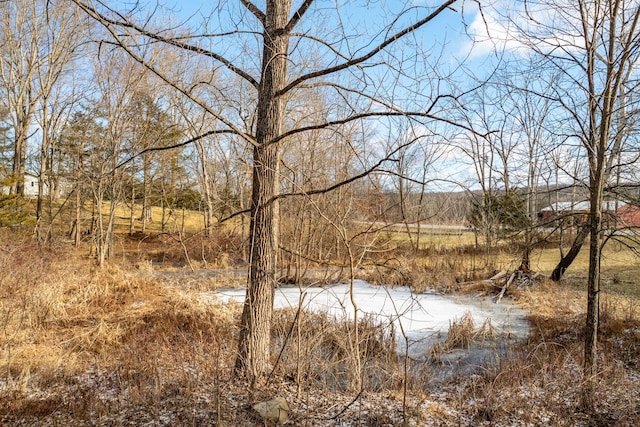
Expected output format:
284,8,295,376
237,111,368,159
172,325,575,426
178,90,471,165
0,240,243,424
270,309,398,393
122,229,245,268
430,312,496,362
363,252,500,294
2,234,640,426
444,278,640,426
0,239,408,424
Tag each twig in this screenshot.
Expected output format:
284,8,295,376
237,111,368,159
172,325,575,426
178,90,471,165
496,272,517,304
327,389,364,420
264,292,307,387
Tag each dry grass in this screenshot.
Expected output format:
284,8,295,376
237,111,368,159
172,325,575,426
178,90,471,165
432,274,640,426
430,312,496,361
104,201,207,233
384,227,477,249
270,309,398,393
1,230,640,426
528,236,640,275
0,239,244,424
363,251,502,294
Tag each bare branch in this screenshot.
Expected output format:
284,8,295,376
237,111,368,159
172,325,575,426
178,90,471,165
280,0,458,95
95,36,255,147
285,0,315,34
272,108,486,146
239,0,265,24
112,129,236,172
70,0,260,89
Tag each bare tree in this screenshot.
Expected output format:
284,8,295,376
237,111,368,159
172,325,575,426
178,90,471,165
379,122,444,252
482,64,558,268
61,109,95,246
0,0,42,196
70,0,471,383
504,0,640,410
33,0,86,242
88,53,149,267
458,85,504,248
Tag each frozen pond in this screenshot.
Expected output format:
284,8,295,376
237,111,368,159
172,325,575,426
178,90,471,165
212,280,529,364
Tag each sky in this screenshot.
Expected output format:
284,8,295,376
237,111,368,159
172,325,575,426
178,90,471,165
163,1,497,191
81,1,640,198
159,0,487,63
110,1,541,192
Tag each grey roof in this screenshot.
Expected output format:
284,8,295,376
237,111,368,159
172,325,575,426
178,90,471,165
541,200,627,212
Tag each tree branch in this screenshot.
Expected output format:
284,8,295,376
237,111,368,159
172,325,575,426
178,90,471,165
279,0,457,95
111,129,236,173
71,0,260,89
271,109,486,146
239,0,265,24
94,35,255,148
285,0,315,34
217,136,423,224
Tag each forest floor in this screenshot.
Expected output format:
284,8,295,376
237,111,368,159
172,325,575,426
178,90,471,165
1,235,640,426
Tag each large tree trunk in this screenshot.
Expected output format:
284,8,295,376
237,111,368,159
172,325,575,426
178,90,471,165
235,0,290,383
550,222,590,281
235,142,280,381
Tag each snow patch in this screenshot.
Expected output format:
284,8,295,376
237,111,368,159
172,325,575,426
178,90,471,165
211,280,529,360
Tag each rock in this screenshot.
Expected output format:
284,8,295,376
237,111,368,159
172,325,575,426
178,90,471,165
252,396,290,424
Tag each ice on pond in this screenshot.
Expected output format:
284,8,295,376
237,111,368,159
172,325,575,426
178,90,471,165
214,279,529,361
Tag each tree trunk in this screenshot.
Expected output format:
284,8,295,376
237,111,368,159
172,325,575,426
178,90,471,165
195,139,214,235
12,129,27,196
74,183,81,247
235,0,290,383
141,153,150,232
550,222,590,281
581,174,604,410
235,142,280,382
129,183,135,235
36,150,46,242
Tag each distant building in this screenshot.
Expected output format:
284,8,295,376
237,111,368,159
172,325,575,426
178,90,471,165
617,203,640,227
538,200,640,227
0,173,50,197
23,173,43,197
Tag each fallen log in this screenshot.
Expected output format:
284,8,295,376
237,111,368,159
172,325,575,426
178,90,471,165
456,270,508,293
495,272,517,304
457,270,507,287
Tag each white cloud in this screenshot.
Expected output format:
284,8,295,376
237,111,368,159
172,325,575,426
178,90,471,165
457,0,587,60
458,1,528,59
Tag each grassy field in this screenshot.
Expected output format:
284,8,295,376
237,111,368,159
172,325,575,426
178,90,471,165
107,201,208,233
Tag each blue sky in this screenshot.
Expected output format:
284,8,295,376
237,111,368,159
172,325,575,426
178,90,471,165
159,0,484,62
114,1,504,191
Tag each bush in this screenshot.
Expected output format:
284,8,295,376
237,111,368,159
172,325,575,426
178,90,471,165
0,195,34,228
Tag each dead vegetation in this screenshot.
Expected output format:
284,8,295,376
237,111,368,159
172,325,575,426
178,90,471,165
430,312,496,361
1,232,640,426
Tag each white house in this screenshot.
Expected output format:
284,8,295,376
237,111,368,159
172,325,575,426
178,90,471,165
24,173,42,196
0,173,50,197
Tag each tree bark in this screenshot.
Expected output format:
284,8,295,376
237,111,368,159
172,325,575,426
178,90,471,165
11,116,28,196
581,192,602,411
550,222,590,281
235,0,290,383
